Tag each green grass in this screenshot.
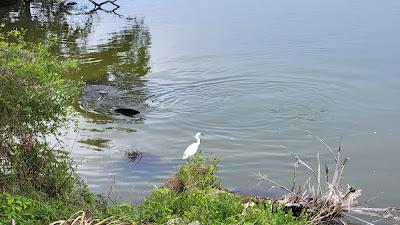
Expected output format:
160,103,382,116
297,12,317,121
1,189,307,225
134,155,307,224
178,154,221,191
6,155,307,224
105,187,307,225
0,154,308,225
0,192,79,225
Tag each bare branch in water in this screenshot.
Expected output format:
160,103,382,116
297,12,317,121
257,135,400,224
305,130,338,162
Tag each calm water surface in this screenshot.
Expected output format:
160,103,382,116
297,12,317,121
1,0,400,207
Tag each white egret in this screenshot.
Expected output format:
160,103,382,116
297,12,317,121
182,132,204,159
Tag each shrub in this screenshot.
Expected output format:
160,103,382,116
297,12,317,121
139,187,307,225
0,192,79,225
1,143,75,197
139,155,307,224
105,204,140,223
0,28,80,143
0,191,106,225
241,203,308,225
0,26,88,202
36,153,307,225
177,154,220,191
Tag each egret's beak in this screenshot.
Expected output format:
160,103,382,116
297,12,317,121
201,133,205,136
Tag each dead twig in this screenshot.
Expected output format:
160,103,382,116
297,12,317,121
257,134,400,224
49,211,130,225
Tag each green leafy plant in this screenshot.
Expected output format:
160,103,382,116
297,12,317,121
105,204,140,223
0,192,79,225
240,203,308,225
178,154,220,191
0,26,86,199
138,155,307,224
138,187,307,225
0,28,80,143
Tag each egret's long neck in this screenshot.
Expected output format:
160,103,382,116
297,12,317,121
195,135,201,144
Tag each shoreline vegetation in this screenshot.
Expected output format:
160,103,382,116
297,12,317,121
1,27,399,225
1,155,308,225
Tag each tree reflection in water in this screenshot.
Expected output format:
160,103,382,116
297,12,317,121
0,0,152,118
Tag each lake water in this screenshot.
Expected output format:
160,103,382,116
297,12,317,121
1,0,400,207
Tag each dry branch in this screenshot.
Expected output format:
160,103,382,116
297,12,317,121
257,134,400,224
49,211,130,225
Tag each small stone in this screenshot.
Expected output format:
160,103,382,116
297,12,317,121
188,221,201,225
166,218,181,225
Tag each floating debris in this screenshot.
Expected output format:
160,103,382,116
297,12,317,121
79,138,110,149
117,127,136,133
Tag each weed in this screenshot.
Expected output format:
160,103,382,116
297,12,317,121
137,186,307,225
105,204,140,223
178,154,220,191
0,193,77,225
138,155,306,224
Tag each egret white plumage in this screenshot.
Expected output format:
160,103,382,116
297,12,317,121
182,132,203,159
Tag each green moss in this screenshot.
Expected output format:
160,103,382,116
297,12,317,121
79,138,110,148
117,127,136,133
88,128,105,132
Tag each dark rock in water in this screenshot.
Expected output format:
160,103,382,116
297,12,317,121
114,108,140,117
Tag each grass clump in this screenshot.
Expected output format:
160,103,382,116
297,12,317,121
0,192,93,225
137,154,307,225
105,204,140,223
0,153,308,224
42,154,307,225
178,154,220,190
166,154,220,192
139,187,240,224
